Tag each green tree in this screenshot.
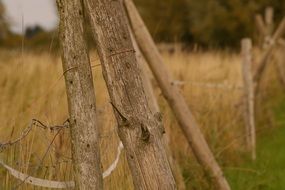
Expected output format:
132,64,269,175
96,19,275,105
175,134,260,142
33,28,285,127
0,0,9,40
134,0,190,42
188,0,257,47
134,0,285,48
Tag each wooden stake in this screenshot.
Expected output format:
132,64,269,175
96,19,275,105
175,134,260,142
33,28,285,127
265,7,274,35
272,18,285,42
56,0,103,189
83,0,176,189
261,7,274,49
254,17,285,94
274,48,285,90
255,14,267,38
123,0,231,189
129,24,186,190
241,39,256,160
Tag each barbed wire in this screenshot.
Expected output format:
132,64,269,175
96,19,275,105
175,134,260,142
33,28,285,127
0,118,124,189
0,119,69,152
0,141,124,189
172,80,244,91
1,42,249,188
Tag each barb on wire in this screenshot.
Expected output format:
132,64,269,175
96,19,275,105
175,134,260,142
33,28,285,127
0,118,125,188
0,119,70,152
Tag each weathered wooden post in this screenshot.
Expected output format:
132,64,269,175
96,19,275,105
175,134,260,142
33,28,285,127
255,14,267,37
129,25,186,190
255,14,267,47
273,40,285,91
241,39,256,160
83,0,177,189
254,17,285,94
276,39,285,86
255,7,275,49
56,0,103,189
262,7,274,49
123,0,231,189
265,7,274,37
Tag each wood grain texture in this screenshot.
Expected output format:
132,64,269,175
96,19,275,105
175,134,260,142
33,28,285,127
241,38,256,160
123,0,231,189
129,23,186,190
83,0,176,189
57,0,103,189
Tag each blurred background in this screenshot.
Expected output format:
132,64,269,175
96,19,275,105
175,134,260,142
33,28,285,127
0,0,284,50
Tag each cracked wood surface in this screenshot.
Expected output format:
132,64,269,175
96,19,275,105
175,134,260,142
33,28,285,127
83,0,176,189
123,0,231,189
57,0,103,189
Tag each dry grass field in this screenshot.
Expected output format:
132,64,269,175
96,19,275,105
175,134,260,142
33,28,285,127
0,48,284,189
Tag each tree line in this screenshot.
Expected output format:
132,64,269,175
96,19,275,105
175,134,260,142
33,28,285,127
135,0,285,47
0,0,284,48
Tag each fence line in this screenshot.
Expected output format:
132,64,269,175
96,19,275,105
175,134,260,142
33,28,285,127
0,119,124,189
0,141,123,189
172,80,243,90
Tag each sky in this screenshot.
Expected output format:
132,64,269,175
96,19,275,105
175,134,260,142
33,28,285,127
2,0,58,34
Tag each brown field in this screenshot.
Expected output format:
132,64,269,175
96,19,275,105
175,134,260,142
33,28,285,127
0,48,281,189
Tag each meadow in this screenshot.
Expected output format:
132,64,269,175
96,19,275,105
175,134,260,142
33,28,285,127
0,47,284,189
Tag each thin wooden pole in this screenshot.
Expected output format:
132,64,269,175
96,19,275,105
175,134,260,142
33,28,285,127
255,14,267,37
272,18,285,42
241,38,256,160
254,17,285,94
274,48,285,90
123,0,231,189
265,7,274,36
262,7,274,49
56,0,103,189
83,0,176,189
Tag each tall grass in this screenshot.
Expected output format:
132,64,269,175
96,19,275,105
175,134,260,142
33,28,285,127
0,48,282,189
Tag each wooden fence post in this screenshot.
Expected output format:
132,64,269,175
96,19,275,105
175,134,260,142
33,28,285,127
123,0,231,189
255,14,267,47
129,24,186,190
265,7,274,36
274,46,285,90
255,14,267,37
254,17,285,94
263,7,274,49
241,39,256,160
56,0,103,189
83,0,177,189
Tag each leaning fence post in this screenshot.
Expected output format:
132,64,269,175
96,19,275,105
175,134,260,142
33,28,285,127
56,0,103,189
129,24,186,190
83,0,177,189
265,7,274,36
274,47,285,91
263,7,274,49
255,14,266,37
123,0,231,189
253,17,285,94
255,14,267,47
241,38,256,161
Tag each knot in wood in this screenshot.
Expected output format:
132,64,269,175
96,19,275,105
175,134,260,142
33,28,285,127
140,124,150,143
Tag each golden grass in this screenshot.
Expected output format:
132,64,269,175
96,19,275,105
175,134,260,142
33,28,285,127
0,49,268,189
